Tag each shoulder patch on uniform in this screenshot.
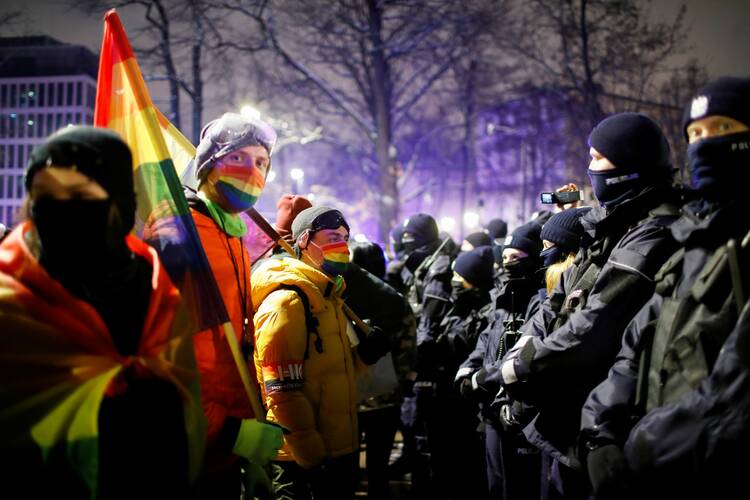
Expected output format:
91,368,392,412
262,360,304,393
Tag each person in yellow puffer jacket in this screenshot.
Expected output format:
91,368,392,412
252,206,389,500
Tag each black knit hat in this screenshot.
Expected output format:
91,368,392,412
540,207,592,253
682,76,750,139
402,213,439,249
454,245,494,290
465,231,492,249
504,221,542,258
292,206,349,241
26,126,136,231
588,112,671,175
486,218,508,240
350,241,386,279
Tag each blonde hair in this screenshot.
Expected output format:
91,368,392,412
545,252,577,295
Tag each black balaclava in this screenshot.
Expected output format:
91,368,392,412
587,112,672,209
401,213,440,272
682,76,750,203
26,126,149,356
502,221,543,280
401,213,439,254
26,126,136,284
390,224,406,260
454,245,495,291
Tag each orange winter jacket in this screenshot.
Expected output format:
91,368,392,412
252,257,360,468
191,209,257,465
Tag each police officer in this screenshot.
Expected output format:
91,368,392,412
455,221,546,500
499,112,682,498
398,213,455,498
580,76,750,499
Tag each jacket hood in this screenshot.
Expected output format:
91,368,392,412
251,256,345,313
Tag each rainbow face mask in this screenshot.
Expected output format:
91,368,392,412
213,163,266,213
317,241,350,276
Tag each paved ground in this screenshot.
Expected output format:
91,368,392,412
355,433,412,499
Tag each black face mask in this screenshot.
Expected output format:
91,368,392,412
451,279,466,299
687,131,750,202
539,246,566,267
503,257,535,280
588,170,641,208
32,198,128,281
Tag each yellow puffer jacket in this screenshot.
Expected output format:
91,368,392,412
252,257,359,468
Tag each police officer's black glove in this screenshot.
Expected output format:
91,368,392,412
457,377,474,399
586,443,631,499
357,326,391,365
498,403,522,433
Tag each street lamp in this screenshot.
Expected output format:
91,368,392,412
266,170,277,183
240,105,261,121
290,168,305,193
463,211,480,230
439,216,456,233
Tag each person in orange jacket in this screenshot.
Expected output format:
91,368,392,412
0,126,206,498
186,113,284,497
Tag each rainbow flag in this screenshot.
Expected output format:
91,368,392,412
93,9,265,421
94,9,228,332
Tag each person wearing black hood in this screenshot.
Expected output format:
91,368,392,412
0,126,206,498
580,77,750,499
386,224,409,294
462,231,493,252
498,112,682,499
487,218,509,269
454,222,546,500
423,245,496,500
397,213,456,498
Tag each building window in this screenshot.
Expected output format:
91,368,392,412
66,82,74,106
38,83,46,107
88,84,96,108
46,113,53,136
9,84,17,108
8,145,14,168
0,85,7,107
16,174,24,199
56,83,64,106
76,82,83,106
27,84,36,108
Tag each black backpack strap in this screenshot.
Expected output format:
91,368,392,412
278,284,323,359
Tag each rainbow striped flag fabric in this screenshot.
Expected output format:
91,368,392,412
94,8,265,421
94,9,229,332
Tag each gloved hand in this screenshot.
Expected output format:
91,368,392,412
233,419,284,465
586,443,631,499
498,403,522,433
457,376,474,398
357,326,391,365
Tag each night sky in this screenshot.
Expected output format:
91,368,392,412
5,0,749,77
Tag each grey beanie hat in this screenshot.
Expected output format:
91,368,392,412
193,112,277,182
292,206,349,241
